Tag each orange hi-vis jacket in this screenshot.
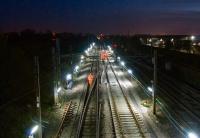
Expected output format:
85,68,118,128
87,73,94,86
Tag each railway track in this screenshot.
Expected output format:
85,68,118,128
105,61,148,138
124,58,200,135
56,46,151,137
78,80,98,138
76,50,101,138
54,101,73,138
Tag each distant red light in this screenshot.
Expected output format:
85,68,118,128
112,44,117,48
52,32,56,41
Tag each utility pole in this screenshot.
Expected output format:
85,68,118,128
52,44,58,105
56,38,61,87
153,48,157,115
52,36,61,105
35,56,42,138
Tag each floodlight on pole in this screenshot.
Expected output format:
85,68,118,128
117,56,120,60
120,61,125,66
57,87,61,93
66,74,72,81
128,69,132,74
188,132,198,138
191,35,195,41
148,86,153,92
30,125,39,135
92,42,95,46
75,65,79,72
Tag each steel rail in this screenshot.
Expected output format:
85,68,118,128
108,61,146,138
54,101,72,138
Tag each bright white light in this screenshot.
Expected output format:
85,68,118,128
120,61,125,66
188,132,198,138
148,86,153,92
80,60,83,63
117,56,120,60
160,38,163,42
66,74,72,80
128,69,132,74
85,50,88,54
81,55,84,60
191,35,195,41
30,125,39,135
90,45,92,49
193,43,196,46
92,42,95,46
171,38,174,42
107,45,111,48
75,65,79,70
149,39,152,42
74,65,79,72
57,87,61,93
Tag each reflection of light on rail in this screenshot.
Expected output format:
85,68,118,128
115,70,124,77
123,80,133,89
80,66,91,73
141,107,148,113
76,74,87,81
73,83,84,92
188,132,198,138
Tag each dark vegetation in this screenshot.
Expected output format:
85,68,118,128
0,30,95,138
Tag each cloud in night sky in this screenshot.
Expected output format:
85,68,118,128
0,0,200,34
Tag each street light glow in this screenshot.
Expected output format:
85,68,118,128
107,45,112,50
188,132,198,138
81,55,84,59
92,42,95,46
120,61,125,66
57,87,61,93
66,74,72,80
128,69,132,74
149,38,152,42
30,125,39,135
75,65,79,72
117,56,120,60
148,86,153,92
191,35,195,41
90,45,92,49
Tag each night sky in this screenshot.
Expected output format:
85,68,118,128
1,0,200,34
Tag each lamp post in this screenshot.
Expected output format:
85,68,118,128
127,69,132,80
190,35,195,41
34,57,42,138
153,49,157,115
66,74,72,89
120,61,125,71
117,56,120,61
29,125,39,138
188,132,198,138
